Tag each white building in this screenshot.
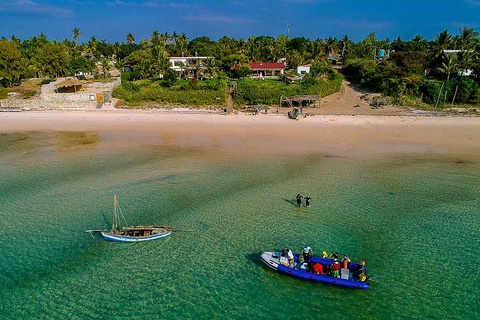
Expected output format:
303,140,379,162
297,64,311,75
169,56,212,78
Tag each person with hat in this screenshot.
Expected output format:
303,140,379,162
302,244,313,264
331,259,341,278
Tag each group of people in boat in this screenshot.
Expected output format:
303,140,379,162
279,245,367,282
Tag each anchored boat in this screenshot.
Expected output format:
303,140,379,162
89,195,171,242
260,251,370,290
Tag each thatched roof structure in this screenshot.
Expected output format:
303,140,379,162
55,78,83,88
54,78,83,93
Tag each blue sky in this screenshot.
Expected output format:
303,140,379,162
0,0,479,43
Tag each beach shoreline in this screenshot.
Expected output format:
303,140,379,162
1,108,479,159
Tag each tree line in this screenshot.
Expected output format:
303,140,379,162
0,27,479,106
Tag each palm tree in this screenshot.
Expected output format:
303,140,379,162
341,35,350,57
151,30,160,45
432,30,452,58
150,30,165,55
100,57,110,78
438,55,458,80
457,26,479,50
126,32,135,44
10,35,20,44
172,31,179,53
72,27,81,44
274,35,288,61
177,61,185,79
409,35,428,52
204,57,217,79
177,33,189,56
325,36,339,57
457,49,477,76
161,32,171,45
86,36,98,58
360,33,378,59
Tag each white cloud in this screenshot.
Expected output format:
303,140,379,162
0,0,73,17
463,0,480,6
184,12,251,24
105,0,136,6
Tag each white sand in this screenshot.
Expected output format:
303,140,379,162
1,109,479,158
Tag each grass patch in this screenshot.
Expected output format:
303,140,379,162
114,75,343,108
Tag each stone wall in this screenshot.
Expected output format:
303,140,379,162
1,77,122,110
0,99,97,110
40,77,121,104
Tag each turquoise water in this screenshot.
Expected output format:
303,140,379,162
0,131,479,319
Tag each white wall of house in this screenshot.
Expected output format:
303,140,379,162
169,56,211,74
297,65,311,75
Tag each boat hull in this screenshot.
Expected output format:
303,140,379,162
101,230,171,242
260,251,370,290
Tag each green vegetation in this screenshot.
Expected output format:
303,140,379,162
341,30,480,109
234,71,342,106
0,27,479,111
113,61,342,108
0,86,7,99
113,77,228,107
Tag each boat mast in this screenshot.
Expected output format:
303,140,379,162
112,195,119,231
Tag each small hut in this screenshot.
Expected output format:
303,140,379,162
54,78,83,93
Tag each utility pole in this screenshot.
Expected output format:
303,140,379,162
286,24,291,38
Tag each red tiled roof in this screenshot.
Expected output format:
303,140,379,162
248,62,285,70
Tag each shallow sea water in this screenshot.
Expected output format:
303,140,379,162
0,131,479,319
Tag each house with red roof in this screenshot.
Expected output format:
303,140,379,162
248,62,285,79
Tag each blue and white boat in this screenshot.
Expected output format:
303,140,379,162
97,195,171,242
260,251,370,290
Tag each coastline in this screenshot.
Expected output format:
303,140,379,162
1,109,479,159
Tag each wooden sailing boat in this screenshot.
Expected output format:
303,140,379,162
99,195,171,242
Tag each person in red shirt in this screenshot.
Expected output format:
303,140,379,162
331,259,341,278
312,262,323,275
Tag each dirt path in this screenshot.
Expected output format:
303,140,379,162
301,80,405,116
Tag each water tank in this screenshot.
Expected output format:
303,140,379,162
379,49,385,57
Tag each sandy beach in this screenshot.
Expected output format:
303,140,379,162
1,108,479,159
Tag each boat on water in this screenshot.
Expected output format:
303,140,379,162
93,195,172,242
260,251,370,290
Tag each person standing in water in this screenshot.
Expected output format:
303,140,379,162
296,194,303,207
305,196,311,207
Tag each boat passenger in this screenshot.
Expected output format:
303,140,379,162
312,262,324,275
279,250,288,266
302,245,313,264
331,259,341,278
286,248,295,268
329,252,338,260
322,251,328,259
341,254,351,269
356,260,368,282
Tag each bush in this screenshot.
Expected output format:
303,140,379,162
0,87,7,99
112,74,341,108
22,90,37,99
112,77,228,106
